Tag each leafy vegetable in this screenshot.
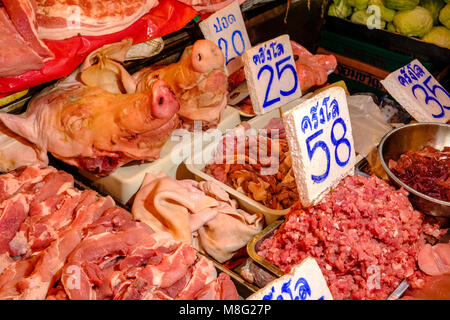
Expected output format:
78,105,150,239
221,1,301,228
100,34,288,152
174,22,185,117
422,26,450,48
393,6,433,36
439,3,450,28
420,0,445,25
383,0,420,10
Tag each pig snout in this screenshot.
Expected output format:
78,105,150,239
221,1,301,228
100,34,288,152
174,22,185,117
191,40,225,74
151,80,180,119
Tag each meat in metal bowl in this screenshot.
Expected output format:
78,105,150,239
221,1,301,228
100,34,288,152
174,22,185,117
378,122,450,217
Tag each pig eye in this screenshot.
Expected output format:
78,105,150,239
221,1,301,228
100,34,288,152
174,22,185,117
197,54,202,61
158,97,164,105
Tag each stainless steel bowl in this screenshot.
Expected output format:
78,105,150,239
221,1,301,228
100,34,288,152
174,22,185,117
378,122,450,217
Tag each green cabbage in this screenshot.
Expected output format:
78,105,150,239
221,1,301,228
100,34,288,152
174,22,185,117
393,6,433,36
383,0,419,10
387,22,397,31
439,3,450,28
422,26,450,48
351,9,387,28
328,0,353,18
348,0,370,9
369,0,396,21
420,0,445,25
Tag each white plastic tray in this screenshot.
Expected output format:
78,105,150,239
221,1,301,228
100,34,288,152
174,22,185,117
185,99,304,225
79,106,242,205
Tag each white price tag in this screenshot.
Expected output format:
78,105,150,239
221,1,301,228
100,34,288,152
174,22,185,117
283,87,356,207
247,257,333,300
199,0,251,75
381,59,450,123
242,34,302,115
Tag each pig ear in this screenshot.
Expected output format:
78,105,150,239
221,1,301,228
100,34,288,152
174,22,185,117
0,113,39,146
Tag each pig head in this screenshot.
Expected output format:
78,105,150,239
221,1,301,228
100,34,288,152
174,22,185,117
133,39,228,130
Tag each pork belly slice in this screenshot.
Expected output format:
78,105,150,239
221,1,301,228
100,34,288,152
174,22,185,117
2,0,54,61
17,194,115,300
0,8,43,77
35,0,159,40
0,166,56,204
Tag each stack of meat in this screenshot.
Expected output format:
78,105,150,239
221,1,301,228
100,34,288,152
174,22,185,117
258,174,447,300
0,166,238,300
205,119,299,210
0,0,54,77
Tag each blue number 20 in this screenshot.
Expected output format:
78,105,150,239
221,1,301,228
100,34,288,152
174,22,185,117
218,30,245,66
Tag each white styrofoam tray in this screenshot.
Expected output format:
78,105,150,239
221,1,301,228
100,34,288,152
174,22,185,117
185,99,304,225
79,106,242,205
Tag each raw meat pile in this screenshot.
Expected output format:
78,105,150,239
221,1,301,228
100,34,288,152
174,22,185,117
204,119,299,210
258,174,446,300
388,146,450,202
132,173,264,263
0,166,238,300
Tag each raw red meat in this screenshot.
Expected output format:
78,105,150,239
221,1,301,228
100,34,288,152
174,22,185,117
35,0,158,40
0,7,43,77
0,166,239,300
2,0,54,60
258,174,446,300
388,146,450,202
48,207,238,300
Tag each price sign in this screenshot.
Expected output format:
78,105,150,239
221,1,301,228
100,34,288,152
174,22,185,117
199,0,251,75
283,87,356,207
247,257,333,300
381,59,450,123
242,34,302,115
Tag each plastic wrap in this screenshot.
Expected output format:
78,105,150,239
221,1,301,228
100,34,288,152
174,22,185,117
347,94,393,158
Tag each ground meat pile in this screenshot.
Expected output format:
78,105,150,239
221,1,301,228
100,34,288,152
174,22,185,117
388,146,450,202
205,120,298,210
258,174,446,300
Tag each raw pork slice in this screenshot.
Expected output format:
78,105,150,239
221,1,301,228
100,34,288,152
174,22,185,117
0,7,43,77
2,0,54,61
35,0,159,40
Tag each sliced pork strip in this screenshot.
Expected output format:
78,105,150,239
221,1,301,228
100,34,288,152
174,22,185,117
2,0,54,61
0,194,29,255
174,256,217,299
136,243,197,288
194,272,238,300
0,166,55,203
419,243,450,276
17,195,114,300
29,171,74,206
0,255,39,299
0,7,43,77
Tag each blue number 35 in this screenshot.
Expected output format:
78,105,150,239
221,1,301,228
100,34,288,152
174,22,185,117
412,75,450,119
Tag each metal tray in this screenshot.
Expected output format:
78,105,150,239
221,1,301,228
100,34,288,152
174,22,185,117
247,218,285,277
